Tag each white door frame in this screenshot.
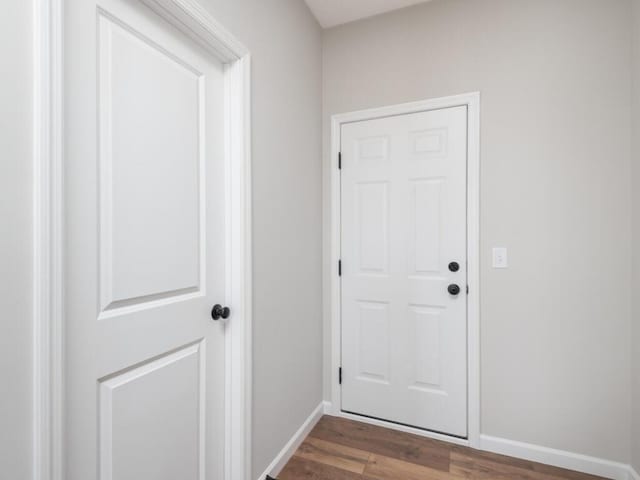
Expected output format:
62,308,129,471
33,1,252,479
327,92,480,448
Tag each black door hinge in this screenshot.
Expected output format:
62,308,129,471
338,152,342,170
338,260,342,276
466,285,470,294
339,367,342,384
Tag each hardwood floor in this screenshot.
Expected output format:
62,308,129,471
278,416,607,480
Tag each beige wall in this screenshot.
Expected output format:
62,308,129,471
323,0,633,462
632,0,640,472
199,1,323,477
0,1,33,478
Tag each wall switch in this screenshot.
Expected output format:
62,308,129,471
492,247,508,268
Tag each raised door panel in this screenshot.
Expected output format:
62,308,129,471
408,306,444,394
410,128,448,159
355,182,389,274
98,12,205,314
356,136,389,168
356,301,390,383
409,179,444,275
99,342,205,480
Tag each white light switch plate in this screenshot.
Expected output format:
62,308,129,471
492,247,508,268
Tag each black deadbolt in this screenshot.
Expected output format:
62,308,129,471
448,284,461,296
211,304,231,320
448,261,460,272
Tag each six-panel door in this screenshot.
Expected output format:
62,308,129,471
65,0,227,478
341,106,468,437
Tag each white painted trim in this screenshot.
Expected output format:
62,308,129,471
628,466,640,480
255,402,325,480
139,0,248,60
327,92,482,448
33,0,64,479
465,93,481,448
480,435,633,480
223,53,253,480
33,1,252,479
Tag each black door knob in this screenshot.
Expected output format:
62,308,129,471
211,304,231,320
448,284,461,296
448,261,460,272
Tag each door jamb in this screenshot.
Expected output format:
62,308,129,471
33,1,252,479
327,93,480,448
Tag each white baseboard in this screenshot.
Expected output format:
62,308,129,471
480,435,632,480
255,402,325,480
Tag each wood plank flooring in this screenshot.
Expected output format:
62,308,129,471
278,416,607,480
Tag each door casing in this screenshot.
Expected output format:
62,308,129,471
327,92,480,448
32,1,252,479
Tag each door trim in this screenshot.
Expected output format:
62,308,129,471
33,1,252,479
327,92,480,447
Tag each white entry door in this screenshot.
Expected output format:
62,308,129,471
341,106,468,437
65,0,227,478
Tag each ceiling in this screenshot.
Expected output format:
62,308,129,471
304,0,434,29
